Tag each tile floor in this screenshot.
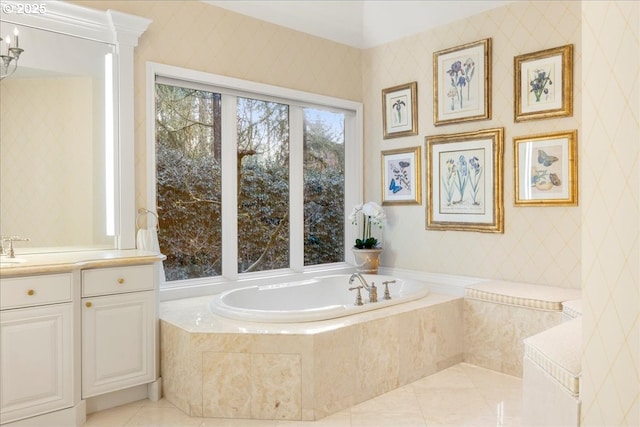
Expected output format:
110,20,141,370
83,363,522,427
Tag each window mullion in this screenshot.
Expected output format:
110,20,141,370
289,106,304,272
221,94,238,279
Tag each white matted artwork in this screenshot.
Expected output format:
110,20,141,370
426,128,504,233
433,38,491,126
381,146,421,205
514,130,578,206
514,44,573,121
382,82,418,139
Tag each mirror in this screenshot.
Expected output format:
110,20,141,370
0,23,116,252
0,1,150,254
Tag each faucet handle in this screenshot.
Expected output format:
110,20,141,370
381,280,397,300
348,285,364,306
369,282,378,303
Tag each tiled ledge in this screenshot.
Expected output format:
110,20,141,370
463,280,581,377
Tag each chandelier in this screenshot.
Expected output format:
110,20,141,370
0,28,24,80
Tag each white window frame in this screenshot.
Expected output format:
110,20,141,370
145,62,363,300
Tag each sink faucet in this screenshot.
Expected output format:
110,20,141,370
1,236,30,258
348,273,377,303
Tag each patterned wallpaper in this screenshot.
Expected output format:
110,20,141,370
580,2,639,425
362,1,582,289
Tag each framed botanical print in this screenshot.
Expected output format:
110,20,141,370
382,82,418,139
426,128,504,233
381,146,422,205
514,130,578,206
433,38,492,126
514,44,573,121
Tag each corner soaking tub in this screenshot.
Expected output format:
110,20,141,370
210,274,429,322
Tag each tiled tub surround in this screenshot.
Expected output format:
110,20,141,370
463,281,581,377
159,293,463,421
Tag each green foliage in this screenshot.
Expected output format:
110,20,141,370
155,83,345,281
354,237,378,250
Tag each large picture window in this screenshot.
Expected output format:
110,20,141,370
150,64,360,287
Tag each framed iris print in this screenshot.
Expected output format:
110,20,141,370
433,38,492,126
382,82,418,139
514,130,578,206
514,44,573,121
381,146,422,205
426,128,504,233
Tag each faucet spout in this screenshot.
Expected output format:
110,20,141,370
348,272,370,291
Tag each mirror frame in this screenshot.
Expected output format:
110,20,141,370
0,1,151,249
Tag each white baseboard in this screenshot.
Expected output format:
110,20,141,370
84,378,163,413
2,401,86,427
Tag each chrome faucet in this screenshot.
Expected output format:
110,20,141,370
348,273,377,303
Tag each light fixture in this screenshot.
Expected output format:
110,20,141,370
0,28,24,80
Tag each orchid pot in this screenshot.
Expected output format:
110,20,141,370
349,201,386,273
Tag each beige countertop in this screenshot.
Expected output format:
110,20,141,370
0,249,165,277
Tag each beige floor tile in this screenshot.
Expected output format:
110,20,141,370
276,409,351,426
84,363,522,427
411,363,476,392
416,387,494,425
139,398,180,408
83,405,141,426
201,418,277,426
124,407,204,426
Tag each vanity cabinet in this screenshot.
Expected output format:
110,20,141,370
81,265,157,398
0,274,74,424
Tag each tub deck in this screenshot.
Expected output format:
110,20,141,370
160,292,463,421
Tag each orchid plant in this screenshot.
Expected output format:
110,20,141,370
349,202,386,249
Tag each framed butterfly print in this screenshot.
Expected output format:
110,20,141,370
381,146,422,205
514,44,573,122
382,82,418,139
514,130,578,206
426,128,504,233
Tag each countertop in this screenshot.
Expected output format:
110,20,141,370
0,249,165,277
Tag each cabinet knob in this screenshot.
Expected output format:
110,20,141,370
86,302,92,308
117,278,125,284
27,289,35,296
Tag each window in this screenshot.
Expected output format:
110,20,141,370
303,109,345,265
150,64,361,287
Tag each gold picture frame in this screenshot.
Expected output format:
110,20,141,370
382,82,418,139
426,128,504,233
514,130,578,206
381,146,422,205
433,38,492,126
514,44,573,122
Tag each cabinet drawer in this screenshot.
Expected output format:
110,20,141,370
82,264,155,297
0,274,73,310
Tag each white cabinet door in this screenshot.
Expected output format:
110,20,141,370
81,291,156,398
0,303,73,424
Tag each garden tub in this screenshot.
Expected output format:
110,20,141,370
209,273,429,322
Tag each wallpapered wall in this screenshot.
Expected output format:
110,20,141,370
362,1,582,289
580,2,639,425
